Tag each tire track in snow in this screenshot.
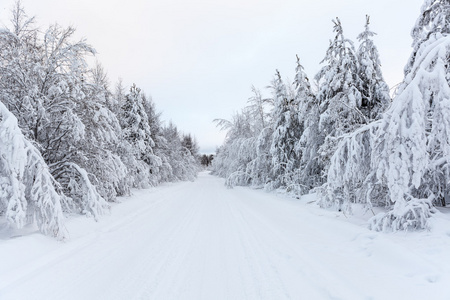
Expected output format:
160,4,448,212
138,197,203,298
225,193,293,299
230,194,366,300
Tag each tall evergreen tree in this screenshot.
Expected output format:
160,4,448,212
269,70,302,190
315,18,365,173
142,94,172,183
357,15,391,120
119,84,155,187
370,1,450,230
181,133,200,159
404,0,450,76
120,84,154,162
316,18,365,136
295,56,322,192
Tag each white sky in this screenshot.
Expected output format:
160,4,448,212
0,0,424,153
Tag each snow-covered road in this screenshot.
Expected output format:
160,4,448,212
1,172,449,300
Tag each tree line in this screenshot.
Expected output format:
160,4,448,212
0,2,200,239
212,1,450,231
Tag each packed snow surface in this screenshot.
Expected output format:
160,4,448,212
1,172,450,300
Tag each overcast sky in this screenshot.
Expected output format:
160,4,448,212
1,0,424,153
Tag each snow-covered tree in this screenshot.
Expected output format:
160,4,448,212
213,87,273,188
246,85,272,131
315,18,365,175
142,94,173,183
320,17,392,210
295,57,322,192
357,15,391,120
316,18,365,135
212,110,256,186
246,127,273,188
0,101,67,239
269,70,302,190
120,85,154,162
0,2,42,141
370,32,450,230
319,120,381,213
118,84,154,187
366,0,450,230
405,0,450,76
181,133,200,159
37,24,111,218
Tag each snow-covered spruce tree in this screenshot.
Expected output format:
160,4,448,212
357,15,391,120
269,70,302,191
119,84,156,188
315,18,365,174
404,0,450,76
181,133,200,160
139,93,163,186
294,56,323,192
369,2,450,230
319,17,392,212
142,94,173,183
0,101,66,239
110,79,126,117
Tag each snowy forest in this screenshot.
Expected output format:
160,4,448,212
0,2,201,239
212,1,450,231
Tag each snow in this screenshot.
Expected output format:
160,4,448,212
1,171,450,300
